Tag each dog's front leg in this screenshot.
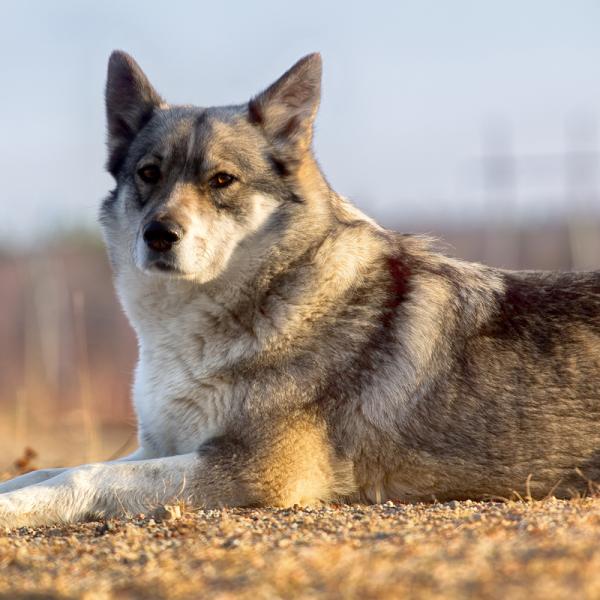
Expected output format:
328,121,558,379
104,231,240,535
0,447,153,494
0,453,200,529
0,468,69,493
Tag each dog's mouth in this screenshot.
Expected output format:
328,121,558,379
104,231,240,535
153,260,177,272
144,256,186,276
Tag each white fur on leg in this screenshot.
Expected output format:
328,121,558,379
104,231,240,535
0,447,154,495
0,452,201,528
0,468,69,494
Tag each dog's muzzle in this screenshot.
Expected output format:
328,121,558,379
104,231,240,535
143,219,183,253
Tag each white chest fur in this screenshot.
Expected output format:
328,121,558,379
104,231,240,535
133,354,232,456
119,272,257,457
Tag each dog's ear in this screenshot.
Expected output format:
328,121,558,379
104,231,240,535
248,53,321,160
105,50,164,177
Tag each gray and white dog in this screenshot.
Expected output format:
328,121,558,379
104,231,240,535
1,51,600,528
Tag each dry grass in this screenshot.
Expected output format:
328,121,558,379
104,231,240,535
0,498,599,599
0,426,136,482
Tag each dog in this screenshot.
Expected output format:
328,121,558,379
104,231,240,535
1,50,600,528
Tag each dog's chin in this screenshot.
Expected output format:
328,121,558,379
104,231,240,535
141,258,191,279
137,251,221,284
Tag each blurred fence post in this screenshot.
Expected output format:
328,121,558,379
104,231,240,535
565,116,600,270
482,119,521,269
72,290,101,462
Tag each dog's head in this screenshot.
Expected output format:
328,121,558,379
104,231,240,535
100,51,324,284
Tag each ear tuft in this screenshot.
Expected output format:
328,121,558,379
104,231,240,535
105,51,164,177
248,53,322,153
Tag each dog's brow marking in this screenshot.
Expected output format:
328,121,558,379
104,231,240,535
185,119,198,166
185,111,211,170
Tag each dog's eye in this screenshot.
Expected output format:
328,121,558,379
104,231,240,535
209,172,236,189
137,165,161,184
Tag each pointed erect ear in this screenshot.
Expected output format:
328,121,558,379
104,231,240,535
105,50,164,177
248,53,322,157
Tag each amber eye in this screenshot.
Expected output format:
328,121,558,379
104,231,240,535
137,165,161,184
209,172,236,189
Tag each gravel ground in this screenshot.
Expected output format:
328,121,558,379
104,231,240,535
1,498,600,599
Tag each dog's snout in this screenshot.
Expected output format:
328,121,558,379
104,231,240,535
143,220,183,253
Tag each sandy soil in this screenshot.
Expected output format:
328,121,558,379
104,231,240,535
0,498,600,599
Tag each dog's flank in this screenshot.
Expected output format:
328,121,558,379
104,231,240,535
2,52,600,527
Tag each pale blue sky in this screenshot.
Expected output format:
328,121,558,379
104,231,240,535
1,0,600,244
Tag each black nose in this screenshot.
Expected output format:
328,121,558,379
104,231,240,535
143,220,183,253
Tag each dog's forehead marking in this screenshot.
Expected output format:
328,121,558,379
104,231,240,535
129,108,195,167
185,114,200,164
183,110,266,174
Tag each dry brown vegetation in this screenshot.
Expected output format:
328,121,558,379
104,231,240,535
0,237,137,468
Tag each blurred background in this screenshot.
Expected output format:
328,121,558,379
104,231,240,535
1,0,600,470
